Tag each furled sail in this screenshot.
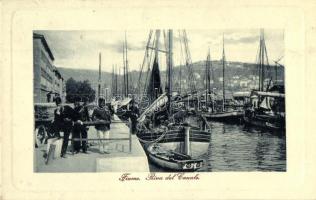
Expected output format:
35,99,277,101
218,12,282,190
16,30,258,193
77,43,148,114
147,56,163,103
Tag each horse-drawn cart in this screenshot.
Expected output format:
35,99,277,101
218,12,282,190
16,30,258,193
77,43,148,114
34,103,56,147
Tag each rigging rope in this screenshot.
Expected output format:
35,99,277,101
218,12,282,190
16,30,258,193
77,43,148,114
137,30,153,96
141,32,156,103
178,30,185,93
182,30,197,93
137,128,169,144
163,30,169,87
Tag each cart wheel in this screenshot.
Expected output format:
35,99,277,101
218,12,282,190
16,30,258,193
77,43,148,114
46,127,56,138
36,125,47,145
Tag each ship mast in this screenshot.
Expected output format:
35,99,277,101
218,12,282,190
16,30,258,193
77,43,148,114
222,34,226,112
111,65,114,98
98,52,101,99
257,29,270,92
205,49,211,106
154,30,161,100
122,41,126,98
125,31,129,97
115,65,118,96
119,65,122,97
167,30,173,115
260,30,264,91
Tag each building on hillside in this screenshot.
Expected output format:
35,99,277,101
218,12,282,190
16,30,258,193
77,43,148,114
33,33,65,103
239,78,250,88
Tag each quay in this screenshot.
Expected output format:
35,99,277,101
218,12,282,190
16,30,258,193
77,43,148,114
34,115,149,172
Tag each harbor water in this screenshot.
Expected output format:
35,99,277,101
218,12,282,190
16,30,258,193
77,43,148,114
148,122,286,172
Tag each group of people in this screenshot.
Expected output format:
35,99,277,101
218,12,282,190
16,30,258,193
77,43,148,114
51,96,112,158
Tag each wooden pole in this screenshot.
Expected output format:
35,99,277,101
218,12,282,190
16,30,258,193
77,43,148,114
275,64,278,82
205,52,208,105
206,49,211,107
258,32,262,91
115,65,118,97
98,53,101,99
222,34,225,112
119,66,122,97
112,65,115,98
125,31,129,96
155,30,160,59
168,30,173,115
123,42,126,97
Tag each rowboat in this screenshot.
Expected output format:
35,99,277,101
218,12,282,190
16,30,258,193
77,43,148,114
146,143,203,171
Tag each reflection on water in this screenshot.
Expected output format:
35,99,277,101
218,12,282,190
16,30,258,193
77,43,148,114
149,122,286,172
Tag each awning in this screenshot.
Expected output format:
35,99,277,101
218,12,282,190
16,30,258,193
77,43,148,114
119,97,132,106
254,91,285,98
233,91,251,99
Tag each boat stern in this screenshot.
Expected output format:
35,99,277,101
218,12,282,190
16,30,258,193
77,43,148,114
179,159,204,171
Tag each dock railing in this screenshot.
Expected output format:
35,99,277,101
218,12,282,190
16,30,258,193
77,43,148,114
70,120,132,154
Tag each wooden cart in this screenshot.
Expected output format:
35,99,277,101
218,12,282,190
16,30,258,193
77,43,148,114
34,103,56,147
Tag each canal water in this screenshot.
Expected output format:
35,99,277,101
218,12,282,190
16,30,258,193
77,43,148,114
149,122,286,172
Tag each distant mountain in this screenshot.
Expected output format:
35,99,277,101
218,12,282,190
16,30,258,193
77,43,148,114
57,67,140,93
58,60,284,95
58,67,112,86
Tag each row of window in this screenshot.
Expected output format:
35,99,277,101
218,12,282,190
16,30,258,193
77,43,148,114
41,69,53,83
41,51,54,71
40,76,51,90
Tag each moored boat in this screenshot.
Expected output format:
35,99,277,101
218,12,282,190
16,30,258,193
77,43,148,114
201,36,244,123
135,30,210,171
146,143,203,171
202,110,243,122
243,30,285,132
243,88,285,131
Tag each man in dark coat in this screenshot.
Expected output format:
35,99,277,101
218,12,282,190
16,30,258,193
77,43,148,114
53,97,75,158
72,97,83,153
129,100,139,134
46,91,52,102
72,97,90,153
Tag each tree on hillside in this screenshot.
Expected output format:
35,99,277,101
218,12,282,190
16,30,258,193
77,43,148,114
66,78,95,103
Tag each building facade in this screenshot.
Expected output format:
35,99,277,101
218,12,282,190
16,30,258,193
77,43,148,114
33,33,65,103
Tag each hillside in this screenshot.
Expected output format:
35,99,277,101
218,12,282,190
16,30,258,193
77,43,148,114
58,60,284,95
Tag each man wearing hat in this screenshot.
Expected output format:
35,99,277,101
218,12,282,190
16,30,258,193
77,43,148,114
92,97,111,154
53,97,75,158
81,97,91,152
72,97,91,153
129,99,139,134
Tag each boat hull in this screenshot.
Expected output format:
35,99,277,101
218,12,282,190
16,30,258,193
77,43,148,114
137,129,211,144
146,144,203,171
202,111,243,123
243,109,285,132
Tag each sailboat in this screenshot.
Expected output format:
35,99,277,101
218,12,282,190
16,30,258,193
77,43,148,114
136,30,210,171
202,35,243,122
116,33,133,121
243,30,285,131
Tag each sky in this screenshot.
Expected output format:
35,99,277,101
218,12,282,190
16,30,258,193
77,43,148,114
34,29,284,73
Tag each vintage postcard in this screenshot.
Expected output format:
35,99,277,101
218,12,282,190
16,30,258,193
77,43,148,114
1,0,316,199
32,29,285,173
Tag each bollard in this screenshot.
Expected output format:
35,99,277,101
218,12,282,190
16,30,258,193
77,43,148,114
184,126,191,156
129,120,132,153
45,144,56,165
